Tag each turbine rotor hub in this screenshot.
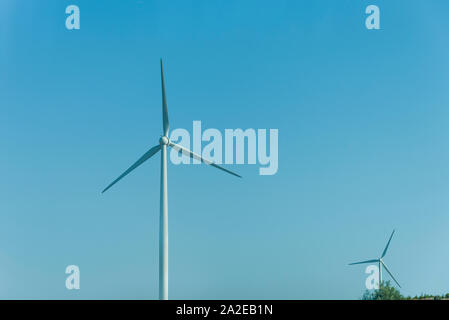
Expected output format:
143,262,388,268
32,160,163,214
160,136,169,145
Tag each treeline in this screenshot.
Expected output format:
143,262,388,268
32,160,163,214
362,281,449,300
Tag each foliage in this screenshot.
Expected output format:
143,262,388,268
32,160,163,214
362,281,403,300
362,281,449,300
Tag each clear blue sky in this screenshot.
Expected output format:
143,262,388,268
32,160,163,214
1,0,449,299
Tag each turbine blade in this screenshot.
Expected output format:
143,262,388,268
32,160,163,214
381,261,401,288
381,230,395,258
348,259,379,266
102,145,161,193
169,142,242,178
160,59,169,136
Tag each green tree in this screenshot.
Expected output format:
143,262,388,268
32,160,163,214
362,281,403,300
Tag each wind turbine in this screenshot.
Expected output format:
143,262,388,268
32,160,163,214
102,59,241,300
349,230,401,289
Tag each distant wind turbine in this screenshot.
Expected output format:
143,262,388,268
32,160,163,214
102,59,241,300
349,230,401,288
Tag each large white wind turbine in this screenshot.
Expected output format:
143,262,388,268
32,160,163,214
102,59,241,300
349,230,401,289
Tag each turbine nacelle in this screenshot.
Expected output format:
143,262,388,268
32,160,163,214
159,136,170,145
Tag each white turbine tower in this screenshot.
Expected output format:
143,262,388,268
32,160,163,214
349,230,401,289
102,59,241,300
